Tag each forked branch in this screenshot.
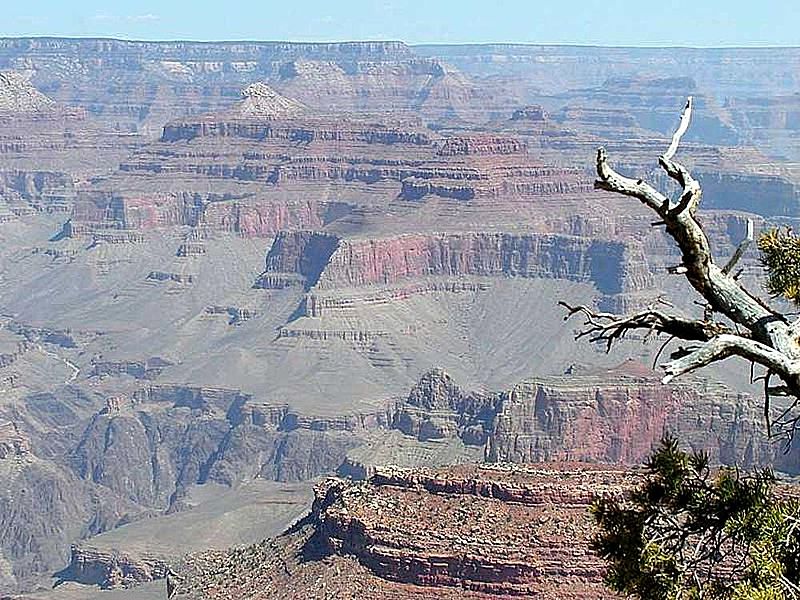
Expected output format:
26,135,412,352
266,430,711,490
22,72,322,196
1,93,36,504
564,97,800,439
559,301,733,352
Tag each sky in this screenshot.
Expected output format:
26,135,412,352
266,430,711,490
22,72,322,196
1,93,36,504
3,0,800,47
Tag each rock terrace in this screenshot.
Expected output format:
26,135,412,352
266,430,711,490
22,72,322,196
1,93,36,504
174,463,637,599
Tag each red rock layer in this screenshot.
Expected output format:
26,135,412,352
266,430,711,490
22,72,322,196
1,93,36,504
173,464,634,599
260,230,654,301
68,191,346,238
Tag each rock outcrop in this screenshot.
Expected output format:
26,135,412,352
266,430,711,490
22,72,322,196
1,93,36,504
258,230,655,311
66,383,392,509
4,39,800,598
236,82,306,118
0,71,56,114
0,423,137,593
0,420,30,458
173,463,635,599
56,544,170,590
392,365,775,470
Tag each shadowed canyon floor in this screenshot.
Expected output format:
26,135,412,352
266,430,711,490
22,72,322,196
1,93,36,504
0,39,800,597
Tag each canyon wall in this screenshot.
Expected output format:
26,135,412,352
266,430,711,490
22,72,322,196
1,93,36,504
391,366,774,471
260,230,655,311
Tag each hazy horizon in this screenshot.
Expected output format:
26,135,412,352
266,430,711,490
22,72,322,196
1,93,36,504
2,35,800,50
4,0,798,47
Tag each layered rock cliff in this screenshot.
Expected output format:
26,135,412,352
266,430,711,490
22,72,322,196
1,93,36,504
259,230,655,311
389,365,774,471
55,545,170,590
173,463,635,599
3,39,800,598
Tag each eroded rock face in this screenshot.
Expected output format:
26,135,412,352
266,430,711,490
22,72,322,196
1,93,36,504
390,365,774,471
56,545,169,590
0,71,56,114
4,39,800,598
174,464,636,599
258,230,655,311
393,369,497,444
65,384,391,509
0,420,30,458
0,422,137,593
488,372,770,467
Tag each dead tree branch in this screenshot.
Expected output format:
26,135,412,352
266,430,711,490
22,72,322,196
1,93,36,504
564,96,800,439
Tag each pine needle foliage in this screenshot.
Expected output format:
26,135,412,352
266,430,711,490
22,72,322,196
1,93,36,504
758,228,800,305
592,437,800,599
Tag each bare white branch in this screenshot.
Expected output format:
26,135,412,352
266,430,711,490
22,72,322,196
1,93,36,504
722,218,754,275
568,95,800,438
662,334,798,383
595,148,670,214
664,96,693,161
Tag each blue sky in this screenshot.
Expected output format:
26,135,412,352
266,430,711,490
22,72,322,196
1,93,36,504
4,0,799,46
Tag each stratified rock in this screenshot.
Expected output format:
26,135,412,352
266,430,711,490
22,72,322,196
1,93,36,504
56,545,170,590
173,463,636,599
390,365,774,470
511,105,547,121
258,230,655,312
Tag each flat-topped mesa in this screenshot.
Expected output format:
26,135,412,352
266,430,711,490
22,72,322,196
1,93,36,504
0,71,56,114
260,231,653,308
435,134,526,156
601,75,698,97
313,233,651,293
201,198,344,237
160,115,436,144
67,187,341,237
0,39,415,61
365,463,635,506
173,464,633,599
313,467,626,594
67,190,197,233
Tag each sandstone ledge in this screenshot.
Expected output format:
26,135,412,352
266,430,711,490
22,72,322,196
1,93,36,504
173,464,635,599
